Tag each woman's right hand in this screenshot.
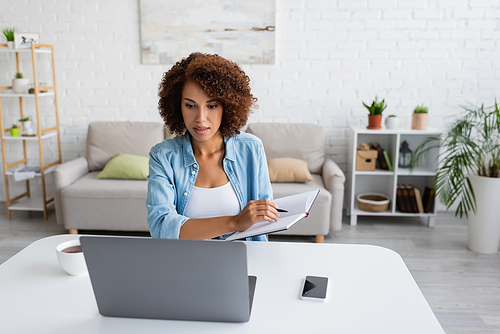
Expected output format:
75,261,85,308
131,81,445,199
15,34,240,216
232,200,280,232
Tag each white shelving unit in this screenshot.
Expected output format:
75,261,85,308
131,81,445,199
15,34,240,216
0,43,62,220
346,126,441,227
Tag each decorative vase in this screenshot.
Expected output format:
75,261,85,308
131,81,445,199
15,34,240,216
10,128,19,137
7,41,14,49
367,115,382,130
467,175,500,254
12,78,29,94
411,113,428,130
385,117,399,129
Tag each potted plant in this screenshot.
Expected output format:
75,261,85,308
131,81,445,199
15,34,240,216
363,97,387,130
10,124,19,137
385,115,399,129
19,116,34,135
12,72,29,94
2,27,15,49
411,104,428,130
410,101,500,254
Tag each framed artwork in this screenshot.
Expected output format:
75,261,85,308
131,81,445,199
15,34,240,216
14,33,40,49
139,0,275,65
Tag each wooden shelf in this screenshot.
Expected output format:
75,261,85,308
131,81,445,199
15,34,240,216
9,197,54,212
0,43,61,220
0,48,52,54
0,91,55,98
2,131,58,141
5,165,56,176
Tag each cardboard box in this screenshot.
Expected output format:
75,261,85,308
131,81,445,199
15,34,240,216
356,149,378,171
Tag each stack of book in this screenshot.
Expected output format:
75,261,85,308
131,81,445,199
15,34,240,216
370,143,392,171
396,184,435,214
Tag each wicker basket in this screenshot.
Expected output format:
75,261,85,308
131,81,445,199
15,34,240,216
357,193,390,212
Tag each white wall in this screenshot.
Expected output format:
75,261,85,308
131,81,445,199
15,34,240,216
1,0,499,203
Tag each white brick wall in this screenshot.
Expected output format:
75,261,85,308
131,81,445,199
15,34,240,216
0,0,499,204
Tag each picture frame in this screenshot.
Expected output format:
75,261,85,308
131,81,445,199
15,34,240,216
14,33,39,49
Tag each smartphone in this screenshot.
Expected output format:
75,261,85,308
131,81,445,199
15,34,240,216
301,276,328,301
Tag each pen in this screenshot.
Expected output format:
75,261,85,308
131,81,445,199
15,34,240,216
277,208,288,213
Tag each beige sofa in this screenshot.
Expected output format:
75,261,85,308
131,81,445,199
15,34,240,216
246,123,345,242
55,122,345,242
54,122,168,233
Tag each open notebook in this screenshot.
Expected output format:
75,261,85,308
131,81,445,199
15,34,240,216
226,189,320,241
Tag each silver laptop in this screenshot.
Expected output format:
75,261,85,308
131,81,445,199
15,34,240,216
80,236,257,323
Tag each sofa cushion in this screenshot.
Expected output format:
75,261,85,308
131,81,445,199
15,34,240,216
61,172,149,231
268,158,313,183
246,123,325,174
87,122,165,172
98,154,149,180
271,174,332,236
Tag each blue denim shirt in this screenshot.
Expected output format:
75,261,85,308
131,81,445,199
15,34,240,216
146,132,272,241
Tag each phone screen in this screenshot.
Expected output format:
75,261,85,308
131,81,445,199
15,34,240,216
302,276,328,299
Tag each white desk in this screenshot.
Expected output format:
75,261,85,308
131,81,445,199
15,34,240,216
0,235,444,334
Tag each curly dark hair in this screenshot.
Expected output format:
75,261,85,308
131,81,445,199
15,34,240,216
158,52,258,138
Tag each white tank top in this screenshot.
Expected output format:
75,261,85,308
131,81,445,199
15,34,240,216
184,182,241,219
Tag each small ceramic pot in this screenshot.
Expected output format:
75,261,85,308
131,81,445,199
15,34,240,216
385,117,399,129
12,78,29,94
7,41,14,49
10,128,19,137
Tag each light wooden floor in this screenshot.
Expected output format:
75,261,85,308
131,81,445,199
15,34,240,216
0,206,499,334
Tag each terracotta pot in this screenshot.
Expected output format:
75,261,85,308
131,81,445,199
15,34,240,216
367,115,382,130
411,113,428,130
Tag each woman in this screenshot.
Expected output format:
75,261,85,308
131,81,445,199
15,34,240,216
146,52,279,241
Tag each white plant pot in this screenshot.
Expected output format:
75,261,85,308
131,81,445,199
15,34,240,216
22,120,33,134
23,120,32,128
467,175,500,254
12,78,29,94
385,117,399,129
7,41,14,49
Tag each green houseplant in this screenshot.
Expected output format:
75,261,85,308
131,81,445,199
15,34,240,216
410,101,500,253
363,97,387,130
411,104,429,130
2,27,15,49
10,124,19,137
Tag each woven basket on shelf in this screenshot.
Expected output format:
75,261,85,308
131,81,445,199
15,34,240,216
357,193,390,212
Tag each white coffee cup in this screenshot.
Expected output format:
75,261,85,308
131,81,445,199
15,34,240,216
56,239,88,276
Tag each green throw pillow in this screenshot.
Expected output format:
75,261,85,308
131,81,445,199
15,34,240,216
97,154,149,180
